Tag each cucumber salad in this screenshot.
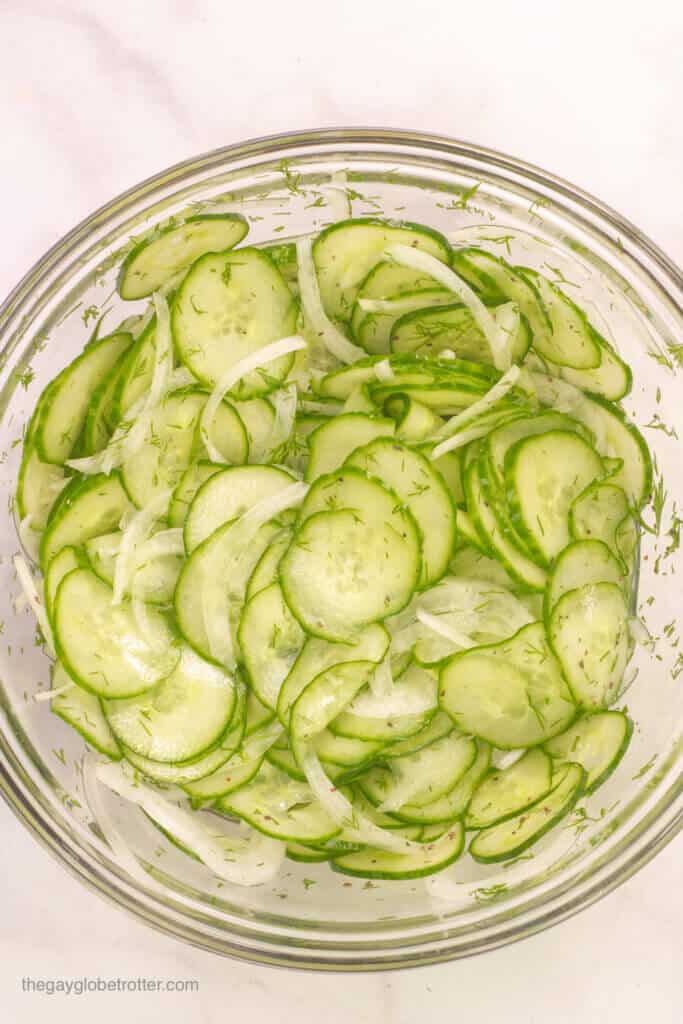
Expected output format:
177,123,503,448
14,210,652,884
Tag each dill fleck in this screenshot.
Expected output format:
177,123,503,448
18,367,34,390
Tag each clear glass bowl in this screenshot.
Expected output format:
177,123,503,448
0,129,680,969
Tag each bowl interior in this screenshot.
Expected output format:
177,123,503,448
0,131,681,968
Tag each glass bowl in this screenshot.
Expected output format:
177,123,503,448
0,129,680,970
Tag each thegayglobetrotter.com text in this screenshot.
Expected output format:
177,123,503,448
20,976,199,996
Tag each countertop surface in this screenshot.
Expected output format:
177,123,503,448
0,2,680,1021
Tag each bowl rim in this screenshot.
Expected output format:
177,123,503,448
0,127,681,970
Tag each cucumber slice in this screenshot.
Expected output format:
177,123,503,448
245,687,276,735
219,763,340,843
120,390,206,508
286,844,333,863
516,269,601,369
544,711,633,793
361,730,476,811
175,517,282,664
16,446,66,533
125,683,247,785
331,821,464,879
391,302,530,364
313,218,450,321
51,663,121,759
569,481,632,569
245,530,292,600
451,248,551,357
233,397,276,462
172,248,298,395
486,412,593,491
383,394,443,442
118,214,248,300
356,291,454,354
549,334,632,401
54,568,180,699
388,740,491,824
82,343,135,455
314,730,384,768
548,582,630,709
33,332,132,464
45,546,86,626
266,737,306,781
276,624,389,726
449,545,517,588
439,621,576,748
545,539,626,618
469,762,584,862
40,473,131,570
305,413,395,480
103,645,235,762
384,710,454,758
183,720,282,806
346,439,456,587
184,464,294,553
505,429,603,565
168,460,225,528
111,319,158,423
464,748,553,829
238,582,305,709
291,661,376,745
280,508,420,641
464,461,547,591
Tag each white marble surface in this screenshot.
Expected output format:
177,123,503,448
0,1,681,1020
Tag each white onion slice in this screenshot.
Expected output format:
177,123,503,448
113,489,171,606
384,244,510,370
296,237,365,364
373,358,395,382
13,554,55,657
351,667,437,719
369,655,393,699
199,335,307,463
415,609,475,649
430,365,521,458
32,681,74,703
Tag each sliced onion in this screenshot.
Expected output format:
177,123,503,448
199,335,307,463
351,666,437,719
491,748,526,770
415,609,475,649
13,554,55,657
32,681,74,703
325,170,351,220
18,514,41,564
298,398,343,415
384,244,511,371
260,383,297,462
296,237,365,364
94,760,285,886
136,528,185,562
373,358,395,382
430,365,521,458
113,489,171,606
369,655,394,699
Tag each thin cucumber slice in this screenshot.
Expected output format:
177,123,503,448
103,645,236,762
544,711,633,793
545,539,626,619
54,568,179,699
174,517,282,664
276,624,389,726
34,332,132,464
464,461,547,591
361,730,476,811
448,545,517,588
569,481,632,569
516,269,601,369
439,621,576,748
331,821,464,879
219,763,341,843
16,446,66,533
549,334,632,401
172,248,298,395
464,748,553,829
530,373,652,507
469,762,584,863
244,687,276,736
305,413,395,480
45,546,86,627
168,460,225,528
238,582,305,709
233,397,276,463
313,218,450,321
383,393,443,442
486,412,593,491
184,464,294,553
505,429,603,565
111,319,157,423
245,530,292,600
316,353,496,401
356,289,454,354
125,684,247,785
384,710,454,759
346,439,456,587
280,508,420,641
454,507,487,553
118,214,248,300
451,247,552,355
286,844,333,863
329,707,431,743
51,663,121,759
548,582,630,709
82,342,135,454
40,473,131,570
196,395,249,466
391,302,530,364
184,721,283,806
266,738,306,781
388,741,491,824
314,729,384,768
290,661,376,746
120,390,206,508
430,448,464,502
